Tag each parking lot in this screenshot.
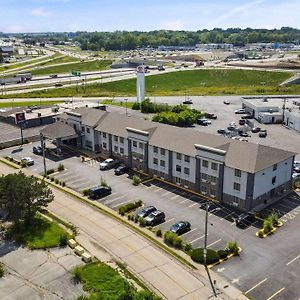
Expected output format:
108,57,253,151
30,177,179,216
1,141,300,300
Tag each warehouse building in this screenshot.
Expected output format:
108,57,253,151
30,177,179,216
53,107,295,212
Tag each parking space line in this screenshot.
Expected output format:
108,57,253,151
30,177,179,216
244,278,268,295
171,194,180,200
286,254,300,266
111,199,132,209
104,195,123,204
188,202,198,208
180,199,189,204
153,187,163,193
189,234,205,244
219,212,234,221
181,228,198,236
266,287,285,300
163,218,175,225
162,190,172,197
207,239,222,248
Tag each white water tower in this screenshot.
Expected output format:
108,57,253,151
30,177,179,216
136,65,145,102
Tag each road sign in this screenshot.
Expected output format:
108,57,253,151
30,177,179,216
72,71,81,77
15,112,26,125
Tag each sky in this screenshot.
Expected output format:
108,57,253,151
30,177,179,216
0,0,299,33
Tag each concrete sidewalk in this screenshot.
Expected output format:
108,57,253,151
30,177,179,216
0,162,247,300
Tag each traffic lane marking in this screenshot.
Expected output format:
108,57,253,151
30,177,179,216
244,278,268,295
286,253,300,266
266,287,285,300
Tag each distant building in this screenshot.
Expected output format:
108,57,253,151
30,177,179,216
0,42,14,57
195,43,234,51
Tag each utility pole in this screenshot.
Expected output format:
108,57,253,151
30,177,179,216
125,98,128,117
282,97,287,125
204,203,218,298
40,133,47,176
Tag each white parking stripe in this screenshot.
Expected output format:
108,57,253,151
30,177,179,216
153,187,163,193
171,194,180,200
189,234,206,244
163,218,175,224
162,190,172,197
181,227,198,236
207,239,222,248
219,212,234,221
188,203,198,208
111,199,132,209
104,195,123,204
180,199,189,204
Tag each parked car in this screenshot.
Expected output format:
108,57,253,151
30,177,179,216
144,211,165,226
136,206,157,218
114,164,130,175
170,221,191,235
217,129,226,134
33,146,43,155
259,129,267,138
223,100,230,105
235,108,246,114
235,213,255,228
197,118,210,126
294,161,300,173
239,132,250,137
293,173,300,179
199,202,219,212
251,127,261,133
99,158,119,170
206,113,217,120
241,114,253,119
88,186,112,200
227,126,236,131
239,119,246,125
21,157,34,166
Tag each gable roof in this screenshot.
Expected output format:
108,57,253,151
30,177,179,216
40,122,77,140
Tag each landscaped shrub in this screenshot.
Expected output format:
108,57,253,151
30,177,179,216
59,234,68,247
54,178,59,184
183,243,193,254
58,163,65,171
131,102,141,110
50,177,54,182
268,211,279,226
163,231,183,249
46,168,55,175
82,189,89,196
258,230,264,238
173,235,183,249
0,263,4,278
72,266,82,284
100,179,107,187
118,201,143,215
263,219,273,234
62,182,66,187
20,161,27,168
132,175,141,186
138,217,146,227
226,241,239,256
218,249,229,260
156,228,162,237
134,215,139,223
190,248,220,265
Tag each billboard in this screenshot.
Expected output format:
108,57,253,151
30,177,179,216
15,112,26,125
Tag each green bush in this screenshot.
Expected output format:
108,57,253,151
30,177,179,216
226,241,239,256
0,263,4,278
82,189,89,196
190,248,220,265
183,243,193,254
57,163,65,171
138,217,146,227
20,161,27,168
268,211,279,226
50,177,54,182
54,178,59,184
72,266,82,284
59,234,68,247
263,219,273,234
62,181,66,187
131,102,141,110
132,175,141,186
218,249,229,260
118,201,143,215
258,230,264,238
156,228,162,237
163,231,183,249
100,178,107,187
134,215,139,223
46,168,55,175
173,235,183,249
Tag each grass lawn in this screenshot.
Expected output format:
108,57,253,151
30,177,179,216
33,55,79,68
1,69,299,98
73,262,160,300
0,100,64,109
6,215,71,249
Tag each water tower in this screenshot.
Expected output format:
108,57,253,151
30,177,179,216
136,65,145,102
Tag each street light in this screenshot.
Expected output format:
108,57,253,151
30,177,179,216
124,98,128,116
40,132,47,176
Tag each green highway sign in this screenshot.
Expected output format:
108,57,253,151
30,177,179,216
72,71,81,77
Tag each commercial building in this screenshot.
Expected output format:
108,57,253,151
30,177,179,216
52,107,295,212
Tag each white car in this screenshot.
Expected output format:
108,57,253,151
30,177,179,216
99,158,119,170
235,109,246,114
21,157,34,166
292,173,300,179
229,122,237,127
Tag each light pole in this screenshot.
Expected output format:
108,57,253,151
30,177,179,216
125,98,128,117
204,203,218,298
40,132,47,176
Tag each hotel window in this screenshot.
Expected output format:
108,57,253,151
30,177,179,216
153,158,158,165
184,167,190,175
153,146,158,153
114,136,118,142
81,126,85,132
184,155,190,163
103,132,107,138
272,176,276,184
120,147,124,154
234,169,242,177
210,176,217,183
211,162,218,171
114,146,118,152
160,148,166,156
160,160,165,167
273,164,277,171
234,182,241,191
102,142,107,149
139,142,144,149
201,185,207,193
176,153,182,160
176,165,181,172
120,137,124,144
201,173,208,180
210,189,216,196
202,160,208,168
132,141,137,148
86,127,90,134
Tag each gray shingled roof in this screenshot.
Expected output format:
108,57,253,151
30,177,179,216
40,122,77,140
71,107,108,128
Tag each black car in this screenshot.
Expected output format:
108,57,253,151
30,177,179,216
241,114,253,120
259,130,267,138
239,132,250,137
251,127,261,133
170,221,191,235
183,99,193,105
199,202,219,212
227,126,236,131
239,119,246,125
144,211,165,226
136,206,157,218
33,146,43,155
217,129,226,134
197,119,209,126
235,213,255,228
206,113,217,120
88,186,112,200
114,164,130,175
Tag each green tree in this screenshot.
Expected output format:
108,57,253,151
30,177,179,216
0,172,54,226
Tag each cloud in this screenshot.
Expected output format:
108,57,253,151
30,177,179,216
31,7,51,17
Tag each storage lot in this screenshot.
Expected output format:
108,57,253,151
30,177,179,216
1,141,300,300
